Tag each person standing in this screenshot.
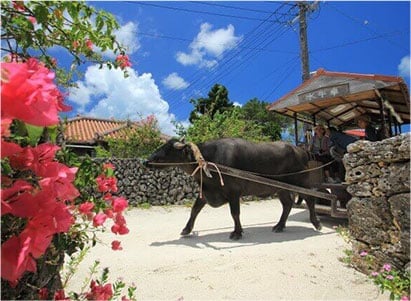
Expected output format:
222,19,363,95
357,115,380,142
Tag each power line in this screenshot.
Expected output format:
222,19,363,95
128,1,293,24
325,2,408,52
190,1,289,15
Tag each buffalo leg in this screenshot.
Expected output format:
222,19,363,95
228,198,243,240
272,190,293,232
181,197,206,236
304,195,322,230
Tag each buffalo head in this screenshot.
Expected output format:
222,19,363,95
145,137,194,168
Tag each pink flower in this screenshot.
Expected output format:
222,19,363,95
54,289,70,300
104,208,114,218
93,213,107,227
371,271,379,277
28,16,36,24
360,251,368,257
111,240,123,251
112,197,128,213
96,175,118,193
1,235,37,284
72,40,79,49
85,39,93,50
103,163,115,171
1,59,71,126
38,287,49,300
383,263,391,272
79,202,95,215
115,54,132,69
400,296,410,301
386,275,394,280
86,281,113,300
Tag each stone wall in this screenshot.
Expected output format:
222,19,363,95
98,158,200,206
344,133,410,273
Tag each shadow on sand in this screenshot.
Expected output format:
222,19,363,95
150,209,348,251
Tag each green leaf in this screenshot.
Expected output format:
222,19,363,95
26,123,44,146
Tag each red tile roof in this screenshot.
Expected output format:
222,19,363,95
64,116,136,144
63,116,170,145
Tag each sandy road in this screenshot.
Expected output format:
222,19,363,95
66,199,387,300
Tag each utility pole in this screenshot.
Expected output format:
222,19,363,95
298,2,310,83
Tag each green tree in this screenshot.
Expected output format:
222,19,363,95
186,107,269,144
1,0,127,86
189,84,234,123
241,98,291,141
104,116,163,159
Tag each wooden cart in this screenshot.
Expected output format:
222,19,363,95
267,69,410,218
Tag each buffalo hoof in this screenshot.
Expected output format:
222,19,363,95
272,224,284,233
180,228,192,236
314,223,322,231
229,231,242,240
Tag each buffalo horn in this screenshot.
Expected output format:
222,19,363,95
173,141,186,149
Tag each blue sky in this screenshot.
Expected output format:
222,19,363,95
64,1,410,135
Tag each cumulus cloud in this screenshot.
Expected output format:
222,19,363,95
162,72,189,90
398,55,410,78
67,65,177,135
176,23,242,68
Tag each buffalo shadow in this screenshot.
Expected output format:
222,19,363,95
150,210,345,251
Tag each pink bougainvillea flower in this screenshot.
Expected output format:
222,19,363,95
93,213,108,227
104,208,114,218
400,296,410,301
12,1,25,11
79,202,95,215
96,175,118,193
86,281,113,301
111,240,123,251
1,235,37,284
111,213,129,235
1,58,71,126
115,54,132,69
72,40,79,49
38,287,49,300
103,163,115,171
360,251,368,257
85,39,93,50
112,197,128,213
1,179,33,216
1,118,12,137
28,16,37,24
1,140,23,159
54,289,70,300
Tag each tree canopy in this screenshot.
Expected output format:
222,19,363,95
189,84,234,123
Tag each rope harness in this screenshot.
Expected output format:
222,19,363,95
147,142,337,201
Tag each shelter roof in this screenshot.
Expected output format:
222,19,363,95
268,69,410,127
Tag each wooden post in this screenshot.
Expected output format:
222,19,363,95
294,112,298,146
298,2,310,82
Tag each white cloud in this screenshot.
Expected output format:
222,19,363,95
398,55,410,78
68,65,177,135
176,23,242,69
233,102,242,107
162,72,189,90
100,21,140,59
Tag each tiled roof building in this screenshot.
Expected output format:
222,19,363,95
63,116,169,155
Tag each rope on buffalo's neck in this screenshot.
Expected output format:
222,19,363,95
188,142,224,199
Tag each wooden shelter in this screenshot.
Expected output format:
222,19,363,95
268,69,410,143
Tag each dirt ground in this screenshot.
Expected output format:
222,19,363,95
66,198,388,300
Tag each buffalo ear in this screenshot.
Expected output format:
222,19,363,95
173,141,186,150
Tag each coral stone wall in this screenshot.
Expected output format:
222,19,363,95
97,158,200,206
344,133,410,272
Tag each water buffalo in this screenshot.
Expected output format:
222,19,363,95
145,137,321,240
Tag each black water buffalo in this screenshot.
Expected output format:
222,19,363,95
145,137,321,240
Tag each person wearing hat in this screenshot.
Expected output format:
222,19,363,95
357,115,379,142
